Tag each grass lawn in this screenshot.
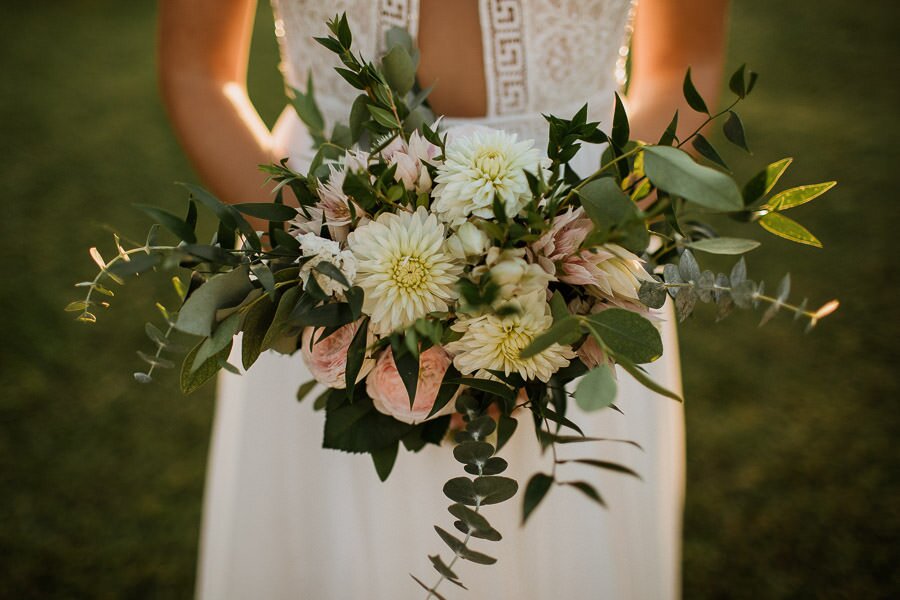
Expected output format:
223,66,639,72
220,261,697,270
1,1,897,598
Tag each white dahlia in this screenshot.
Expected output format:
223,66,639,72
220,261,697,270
348,207,462,335
432,129,542,227
447,291,575,382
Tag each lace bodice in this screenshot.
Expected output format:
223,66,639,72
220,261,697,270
271,0,636,146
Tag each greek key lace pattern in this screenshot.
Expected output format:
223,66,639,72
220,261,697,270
270,0,637,137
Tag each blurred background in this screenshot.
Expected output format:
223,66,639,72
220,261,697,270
1,1,897,598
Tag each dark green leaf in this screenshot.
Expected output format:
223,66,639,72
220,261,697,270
434,527,497,565
611,92,629,148
428,554,463,583
371,441,399,482
313,261,351,288
467,456,508,476
742,157,793,205
261,286,302,351
496,414,518,452
175,265,252,337
134,204,197,243
106,251,161,277
691,133,729,170
368,105,400,129
191,312,242,372
563,480,606,507
538,430,643,448
322,395,413,454
445,378,514,400
474,476,518,505
683,68,709,114
241,294,277,369
658,110,679,146
443,477,477,505
344,317,369,397
181,339,232,394
723,111,750,152
290,74,325,136
585,308,663,364
232,202,298,222
729,64,748,98
449,503,501,541
453,441,495,466
522,473,554,524
616,358,682,402
558,459,642,479
295,380,317,402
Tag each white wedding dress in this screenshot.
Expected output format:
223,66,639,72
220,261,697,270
196,2,685,598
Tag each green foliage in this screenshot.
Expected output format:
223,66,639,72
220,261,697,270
574,365,617,412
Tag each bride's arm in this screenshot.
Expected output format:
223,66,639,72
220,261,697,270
626,0,730,143
158,0,280,212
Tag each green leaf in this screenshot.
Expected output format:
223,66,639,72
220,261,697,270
538,431,643,449
250,263,276,293
585,308,663,364
293,302,355,329
434,527,497,565
683,67,710,114
445,378,514,400
133,204,197,243
563,480,606,507
177,182,259,251
643,145,742,211
175,265,253,337
191,312,242,373
518,316,581,359
575,365,618,412
451,506,501,542
241,294,277,369
443,477,478,505
295,380,317,402
382,45,415,95
691,134,729,170
453,441,495,466
657,110,679,146
181,339,232,394
322,395,413,454
575,177,648,253
766,182,836,211
522,473,554,524
290,74,325,136
758,212,822,248
368,105,400,129
106,252,161,277
313,261,351,288
474,476,518,505
687,237,761,255
428,554,463,583
611,92,629,148
371,441,399,482
261,286,302,351
723,111,750,152
231,202,298,222
616,358,682,402
558,459,642,479
729,64,748,98
349,94,370,141
410,574,447,600
496,414,518,452
742,157,793,205
344,317,369,397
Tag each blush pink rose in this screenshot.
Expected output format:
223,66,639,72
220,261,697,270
367,345,455,424
301,321,374,389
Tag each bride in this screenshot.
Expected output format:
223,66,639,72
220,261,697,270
159,1,728,598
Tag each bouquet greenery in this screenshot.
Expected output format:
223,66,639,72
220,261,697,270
69,15,838,597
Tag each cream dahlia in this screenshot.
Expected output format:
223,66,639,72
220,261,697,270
446,291,575,382
347,207,462,335
432,129,542,227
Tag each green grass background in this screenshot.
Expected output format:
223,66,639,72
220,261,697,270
1,1,897,598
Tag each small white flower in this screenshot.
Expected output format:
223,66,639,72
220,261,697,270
446,222,490,263
295,232,357,298
348,207,462,335
432,129,542,227
447,291,575,382
469,248,553,304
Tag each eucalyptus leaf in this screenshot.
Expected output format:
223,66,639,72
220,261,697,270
643,145,743,211
687,237,760,255
191,312,242,373
443,477,478,505
175,265,252,337
585,309,663,364
575,365,618,412
473,476,518,505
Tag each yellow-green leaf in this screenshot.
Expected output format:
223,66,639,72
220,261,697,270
759,212,822,248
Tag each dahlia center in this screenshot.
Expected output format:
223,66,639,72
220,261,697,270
391,255,429,290
498,324,533,361
474,149,505,180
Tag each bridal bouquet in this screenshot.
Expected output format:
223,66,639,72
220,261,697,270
69,15,838,597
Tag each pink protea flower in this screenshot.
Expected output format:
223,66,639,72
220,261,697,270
367,345,455,424
534,208,653,309
300,321,374,389
381,131,440,193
